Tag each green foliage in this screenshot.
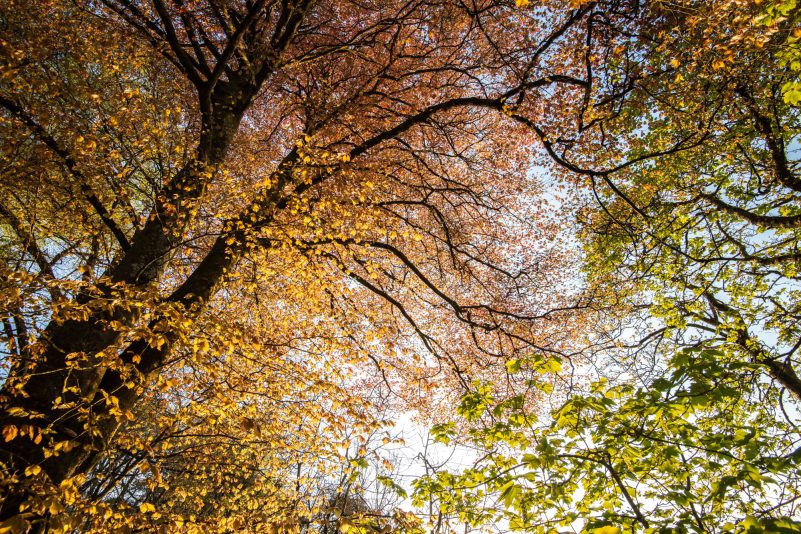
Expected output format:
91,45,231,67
759,0,801,105
416,351,801,531
414,1,801,531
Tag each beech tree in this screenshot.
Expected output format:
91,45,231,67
415,1,801,532
0,0,644,530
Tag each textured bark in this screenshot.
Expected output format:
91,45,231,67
0,79,254,520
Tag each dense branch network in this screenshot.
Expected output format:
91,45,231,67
0,0,647,528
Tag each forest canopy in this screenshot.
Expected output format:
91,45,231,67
0,0,799,533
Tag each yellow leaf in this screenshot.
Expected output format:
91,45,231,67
48,499,64,515
2,426,18,442
24,465,41,476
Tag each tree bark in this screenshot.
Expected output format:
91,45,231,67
0,78,256,523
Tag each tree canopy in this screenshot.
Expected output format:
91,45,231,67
415,1,801,533
0,0,799,533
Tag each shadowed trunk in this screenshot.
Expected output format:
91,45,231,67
0,78,256,523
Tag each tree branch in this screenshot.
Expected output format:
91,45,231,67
0,96,131,251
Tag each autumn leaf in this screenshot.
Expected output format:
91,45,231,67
1,426,18,442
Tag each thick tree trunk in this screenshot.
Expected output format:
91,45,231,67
0,80,255,524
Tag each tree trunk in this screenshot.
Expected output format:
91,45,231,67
0,80,255,523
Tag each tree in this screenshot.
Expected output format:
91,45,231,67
414,1,801,532
0,0,641,530
579,0,801,401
